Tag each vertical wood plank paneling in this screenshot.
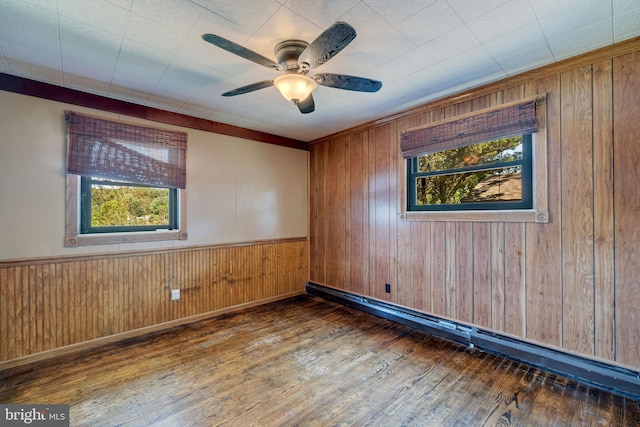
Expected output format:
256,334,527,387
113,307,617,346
28,265,37,355
456,223,473,324
42,264,51,352
233,246,247,305
502,85,524,103
472,223,491,328
410,222,431,312
16,267,23,358
388,121,399,304
560,66,595,356
431,222,446,316
201,248,210,307
373,125,392,300
8,267,17,359
613,51,640,368
502,86,526,335
397,214,412,306
368,129,376,298
396,117,413,307
491,223,505,332
304,45,638,371
154,255,162,322
326,138,347,290
320,142,329,285
222,247,231,309
33,265,43,354
206,249,218,313
251,245,263,300
309,145,318,282
40,264,49,352
126,257,136,329
345,137,353,294
348,132,366,295
1,268,12,359
112,257,121,336
279,242,290,295
263,243,276,299
445,222,458,319
79,261,89,338
221,247,233,309
186,250,195,316
94,260,103,337
37,265,46,353
525,75,563,348
54,263,63,347
1,268,7,359
592,59,616,361
62,262,71,347
102,259,111,336
133,256,144,329
310,143,325,283
53,263,63,348
161,253,171,320
504,223,526,337
363,131,371,297
0,239,307,363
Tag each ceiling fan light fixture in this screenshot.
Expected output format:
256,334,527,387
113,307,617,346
274,74,317,103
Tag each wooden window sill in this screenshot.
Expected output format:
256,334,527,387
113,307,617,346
399,210,549,223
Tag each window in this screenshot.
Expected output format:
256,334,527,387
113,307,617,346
65,111,188,246
80,178,178,233
407,135,532,211
399,95,548,223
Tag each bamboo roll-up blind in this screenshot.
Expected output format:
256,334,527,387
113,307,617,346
400,97,544,159
66,111,187,189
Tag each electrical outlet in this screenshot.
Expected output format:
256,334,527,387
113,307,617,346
385,283,391,293
171,289,180,301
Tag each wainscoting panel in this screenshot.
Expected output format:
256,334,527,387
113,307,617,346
0,238,308,363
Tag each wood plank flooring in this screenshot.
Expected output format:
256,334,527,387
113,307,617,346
1,295,638,426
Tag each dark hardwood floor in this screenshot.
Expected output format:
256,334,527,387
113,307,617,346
1,295,638,426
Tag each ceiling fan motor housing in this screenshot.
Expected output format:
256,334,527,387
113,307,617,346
274,40,309,72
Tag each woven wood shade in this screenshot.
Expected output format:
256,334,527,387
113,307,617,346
400,98,541,159
66,111,187,189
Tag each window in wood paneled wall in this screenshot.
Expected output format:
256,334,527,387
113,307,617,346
399,95,549,223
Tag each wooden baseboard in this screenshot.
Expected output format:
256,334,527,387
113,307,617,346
306,282,640,399
0,291,305,372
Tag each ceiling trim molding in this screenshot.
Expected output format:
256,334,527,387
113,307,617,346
0,73,308,151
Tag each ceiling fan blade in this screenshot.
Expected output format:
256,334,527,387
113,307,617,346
298,22,356,70
222,80,274,97
296,94,315,114
313,73,382,92
202,34,282,71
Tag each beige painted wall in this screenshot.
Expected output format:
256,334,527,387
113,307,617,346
0,90,308,260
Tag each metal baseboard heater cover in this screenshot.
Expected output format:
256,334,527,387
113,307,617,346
306,282,640,399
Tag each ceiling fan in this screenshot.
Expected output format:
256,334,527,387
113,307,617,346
202,22,382,114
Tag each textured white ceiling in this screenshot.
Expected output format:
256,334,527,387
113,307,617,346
1,0,639,141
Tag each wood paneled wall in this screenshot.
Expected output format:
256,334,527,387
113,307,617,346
0,238,308,363
309,41,640,370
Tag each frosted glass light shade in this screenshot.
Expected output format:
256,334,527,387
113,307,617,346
274,74,317,102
